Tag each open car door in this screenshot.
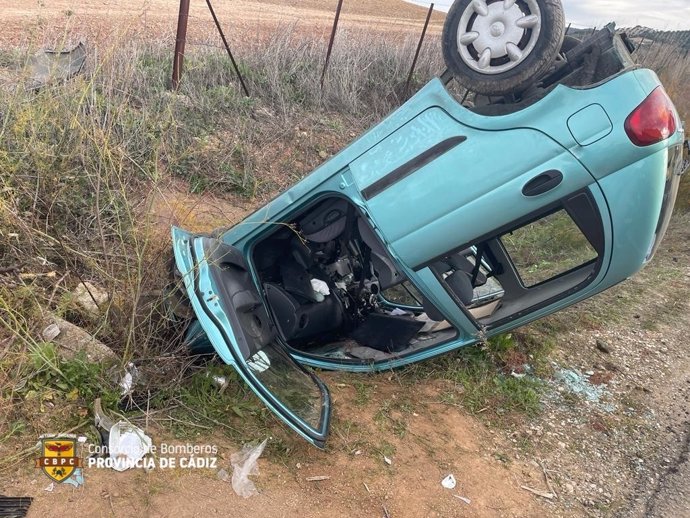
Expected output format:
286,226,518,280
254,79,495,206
172,228,331,448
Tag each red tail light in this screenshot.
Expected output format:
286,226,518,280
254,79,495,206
625,87,678,147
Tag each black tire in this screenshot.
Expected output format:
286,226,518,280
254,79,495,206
442,0,566,96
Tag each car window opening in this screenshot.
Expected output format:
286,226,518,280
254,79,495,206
251,197,458,363
433,195,604,328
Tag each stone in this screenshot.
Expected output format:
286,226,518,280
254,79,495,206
73,282,108,315
42,323,61,341
596,339,612,354
47,316,117,363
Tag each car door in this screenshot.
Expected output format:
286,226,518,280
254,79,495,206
172,227,331,448
350,103,610,332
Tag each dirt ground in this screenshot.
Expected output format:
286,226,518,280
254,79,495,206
4,381,547,518
2,2,690,518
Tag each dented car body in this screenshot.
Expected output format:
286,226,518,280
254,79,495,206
172,28,687,447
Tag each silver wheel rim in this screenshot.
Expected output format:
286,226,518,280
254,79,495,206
456,0,542,75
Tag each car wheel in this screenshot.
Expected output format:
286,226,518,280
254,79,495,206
442,0,566,96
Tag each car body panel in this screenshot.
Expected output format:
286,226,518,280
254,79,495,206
598,147,681,282
219,68,670,253
352,111,599,268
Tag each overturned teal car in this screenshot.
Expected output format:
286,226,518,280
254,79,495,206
171,3,687,447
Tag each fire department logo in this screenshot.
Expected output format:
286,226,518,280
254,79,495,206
35,437,82,483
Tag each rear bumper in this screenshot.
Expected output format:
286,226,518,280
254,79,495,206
644,139,688,262
597,132,686,288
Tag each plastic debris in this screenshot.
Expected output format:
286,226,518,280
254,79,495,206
119,362,139,396
108,421,152,472
454,495,471,505
217,469,231,483
42,323,61,341
441,474,457,489
119,372,133,395
212,375,228,387
383,456,393,466
43,482,55,492
229,438,268,498
206,373,229,393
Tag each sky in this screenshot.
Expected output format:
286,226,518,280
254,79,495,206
403,0,690,30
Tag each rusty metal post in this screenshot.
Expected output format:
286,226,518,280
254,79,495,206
206,0,250,97
172,0,191,89
321,0,345,88
406,2,434,91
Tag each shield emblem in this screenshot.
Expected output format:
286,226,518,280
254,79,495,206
36,438,81,483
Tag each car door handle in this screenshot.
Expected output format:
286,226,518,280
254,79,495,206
522,170,564,197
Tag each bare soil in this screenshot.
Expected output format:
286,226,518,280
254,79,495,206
4,382,547,517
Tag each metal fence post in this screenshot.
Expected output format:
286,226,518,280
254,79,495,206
321,0,345,88
172,0,191,89
206,0,250,97
406,2,434,91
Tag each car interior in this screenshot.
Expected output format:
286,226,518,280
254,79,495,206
250,197,477,362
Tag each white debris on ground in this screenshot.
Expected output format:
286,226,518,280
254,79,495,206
227,438,268,498
441,474,456,489
108,421,153,472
